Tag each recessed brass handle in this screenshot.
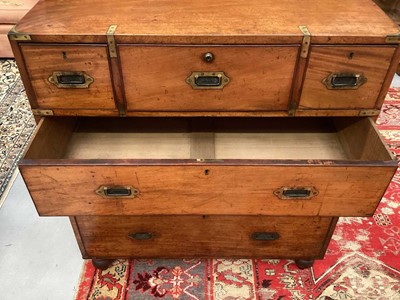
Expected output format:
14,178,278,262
322,73,367,90
95,185,139,198
129,232,153,240
48,71,94,88
251,232,280,241
186,71,230,89
273,186,318,200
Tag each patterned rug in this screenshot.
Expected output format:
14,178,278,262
75,91,400,299
0,59,35,205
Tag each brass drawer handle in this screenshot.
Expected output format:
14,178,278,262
273,186,318,200
251,232,280,241
129,232,153,240
48,71,94,88
322,73,367,90
186,71,230,89
95,185,139,198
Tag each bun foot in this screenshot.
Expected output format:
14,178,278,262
295,259,314,269
92,259,114,270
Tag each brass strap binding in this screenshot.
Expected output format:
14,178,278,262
299,25,311,58
107,25,118,57
106,25,127,116
288,26,312,116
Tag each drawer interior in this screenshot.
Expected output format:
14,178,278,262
24,117,393,161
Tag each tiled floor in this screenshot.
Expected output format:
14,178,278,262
0,173,82,299
1,74,400,299
392,72,400,87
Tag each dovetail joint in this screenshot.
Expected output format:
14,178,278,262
8,25,31,41
107,25,118,58
299,26,311,58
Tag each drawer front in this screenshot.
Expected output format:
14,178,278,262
20,165,395,217
299,46,395,109
21,45,115,110
75,215,335,258
20,116,396,217
119,46,298,111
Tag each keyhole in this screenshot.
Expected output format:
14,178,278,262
348,52,354,59
204,169,210,175
62,51,67,60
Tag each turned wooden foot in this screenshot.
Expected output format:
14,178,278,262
295,259,314,269
92,259,114,270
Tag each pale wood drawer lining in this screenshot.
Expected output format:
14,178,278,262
24,117,393,161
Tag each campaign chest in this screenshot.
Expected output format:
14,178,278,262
10,0,399,269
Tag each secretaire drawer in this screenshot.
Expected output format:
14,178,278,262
19,117,396,217
299,46,396,109
74,215,336,259
119,46,298,111
20,45,115,110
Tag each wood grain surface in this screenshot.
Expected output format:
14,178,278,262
300,46,396,109
14,0,398,44
335,117,396,161
376,46,400,108
62,132,348,160
122,110,379,117
19,116,396,217
21,45,116,110
120,46,298,111
75,215,334,258
23,117,76,159
19,165,396,217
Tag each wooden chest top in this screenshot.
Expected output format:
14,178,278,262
14,0,399,44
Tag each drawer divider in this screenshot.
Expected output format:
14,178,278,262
190,132,215,159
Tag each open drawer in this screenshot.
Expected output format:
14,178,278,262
19,117,397,216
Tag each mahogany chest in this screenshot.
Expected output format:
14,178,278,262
10,0,399,269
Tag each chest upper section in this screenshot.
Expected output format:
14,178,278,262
9,0,400,117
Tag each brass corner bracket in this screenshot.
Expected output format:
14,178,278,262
8,25,31,41
31,109,54,116
386,33,400,43
359,109,380,116
299,25,311,58
106,25,118,58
